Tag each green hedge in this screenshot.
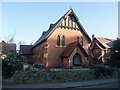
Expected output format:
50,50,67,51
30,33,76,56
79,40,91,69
9,69,95,84
3,68,119,85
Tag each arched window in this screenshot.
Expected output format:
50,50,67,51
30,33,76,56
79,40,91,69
62,36,65,46
57,35,60,46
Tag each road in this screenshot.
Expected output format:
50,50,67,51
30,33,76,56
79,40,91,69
2,83,119,90
75,82,120,88
2,78,119,89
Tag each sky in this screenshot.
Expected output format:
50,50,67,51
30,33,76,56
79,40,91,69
1,2,118,48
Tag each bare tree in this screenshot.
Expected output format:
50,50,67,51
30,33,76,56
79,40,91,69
7,31,16,44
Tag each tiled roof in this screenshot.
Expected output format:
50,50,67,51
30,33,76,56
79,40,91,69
20,45,33,55
61,41,88,58
33,8,91,48
95,37,116,48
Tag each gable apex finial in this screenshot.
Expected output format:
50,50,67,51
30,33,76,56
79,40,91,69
69,6,73,10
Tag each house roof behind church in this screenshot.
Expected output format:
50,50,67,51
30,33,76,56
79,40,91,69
61,41,88,58
0,40,16,53
7,43,16,51
33,8,91,48
20,45,33,55
95,37,115,48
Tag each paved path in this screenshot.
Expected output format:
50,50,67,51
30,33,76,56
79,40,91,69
2,78,119,89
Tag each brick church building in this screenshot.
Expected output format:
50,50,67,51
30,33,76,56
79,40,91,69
20,8,115,68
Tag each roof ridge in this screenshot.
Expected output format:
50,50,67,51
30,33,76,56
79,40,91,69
33,8,74,48
33,8,91,48
96,37,115,40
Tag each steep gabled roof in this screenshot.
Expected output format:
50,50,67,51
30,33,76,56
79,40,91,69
33,8,91,48
61,41,88,58
95,43,104,50
94,37,116,49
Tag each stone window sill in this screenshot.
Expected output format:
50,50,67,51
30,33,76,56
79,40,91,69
55,45,66,48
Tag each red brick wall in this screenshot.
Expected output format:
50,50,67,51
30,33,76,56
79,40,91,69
33,41,47,65
63,46,89,68
46,27,90,67
33,15,90,68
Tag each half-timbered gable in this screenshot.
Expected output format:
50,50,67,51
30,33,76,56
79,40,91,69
91,34,115,64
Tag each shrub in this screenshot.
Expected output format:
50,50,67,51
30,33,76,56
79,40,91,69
108,53,120,68
90,64,113,78
9,69,95,84
23,63,37,70
108,38,120,68
2,51,24,78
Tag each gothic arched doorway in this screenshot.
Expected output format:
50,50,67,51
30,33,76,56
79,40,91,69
73,53,82,66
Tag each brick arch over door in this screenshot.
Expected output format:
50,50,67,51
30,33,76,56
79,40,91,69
73,53,82,66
